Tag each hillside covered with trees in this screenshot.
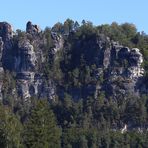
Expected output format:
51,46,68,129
0,19,148,147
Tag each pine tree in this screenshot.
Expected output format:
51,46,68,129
0,104,23,148
79,136,88,148
23,100,61,148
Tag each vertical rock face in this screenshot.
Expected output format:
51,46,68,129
0,37,4,100
0,23,12,100
15,22,56,100
15,40,37,99
51,32,64,52
0,21,146,103
0,21,58,101
109,46,144,79
0,22,14,70
128,48,144,78
16,40,36,72
0,37,3,64
82,34,144,99
102,43,145,99
103,47,111,68
0,22,13,41
57,33,145,100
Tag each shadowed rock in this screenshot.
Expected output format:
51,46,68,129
26,21,41,34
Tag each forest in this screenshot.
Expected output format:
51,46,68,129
0,19,148,148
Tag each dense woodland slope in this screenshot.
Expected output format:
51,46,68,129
0,19,148,147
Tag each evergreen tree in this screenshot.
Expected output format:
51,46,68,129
0,104,23,148
23,100,61,148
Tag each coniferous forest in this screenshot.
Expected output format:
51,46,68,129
0,19,148,147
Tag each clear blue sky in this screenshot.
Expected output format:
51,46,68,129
0,0,148,33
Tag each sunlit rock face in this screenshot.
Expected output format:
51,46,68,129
0,21,57,101
51,32,64,52
14,23,56,100
0,70,3,100
0,21,146,102
0,25,7,100
128,48,144,78
0,37,3,64
56,34,145,100
101,37,144,98
16,40,37,72
100,41,144,99
110,47,144,79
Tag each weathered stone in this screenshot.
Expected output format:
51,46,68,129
16,40,37,72
0,37,3,65
0,22,13,41
26,21,41,34
103,47,111,68
51,32,64,52
0,21,146,102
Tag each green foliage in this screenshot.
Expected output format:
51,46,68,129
2,71,17,108
0,104,23,148
23,100,61,148
1,19,148,147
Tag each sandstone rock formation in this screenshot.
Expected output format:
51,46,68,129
26,21,41,34
0,22,57,101
0,21,146,103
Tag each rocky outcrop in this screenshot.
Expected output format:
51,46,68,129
0,22,57,101
0,37,3,65
15,36,56,100
0,37,4,100
16,40,37,72
51,32,64,52
17,76,56,100
0,22,13,41
101,42,144,99
0,22,14,71
59,35,145,100
128,48,144,78
0,21,146,103
26,21,41,34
